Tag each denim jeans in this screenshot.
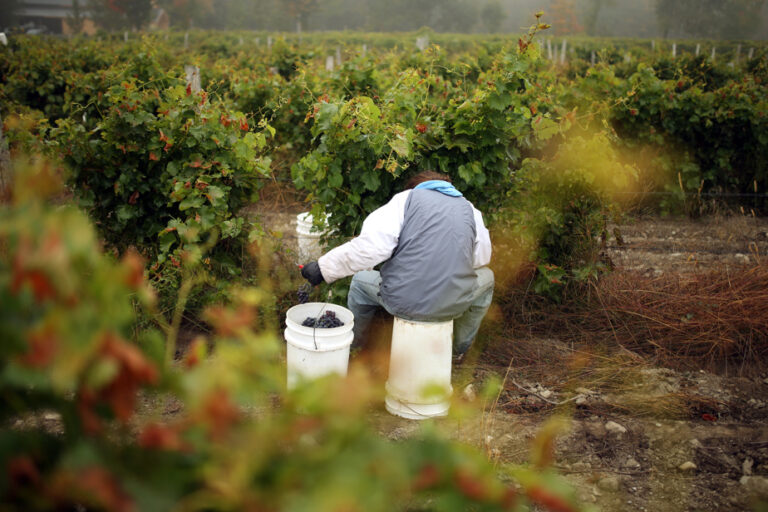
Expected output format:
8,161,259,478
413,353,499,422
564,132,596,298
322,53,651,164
346,267,494,355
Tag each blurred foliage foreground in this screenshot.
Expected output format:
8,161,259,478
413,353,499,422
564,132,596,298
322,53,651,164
0,159,590,511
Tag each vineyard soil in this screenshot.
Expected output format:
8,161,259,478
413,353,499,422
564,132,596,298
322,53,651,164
252,205,768,511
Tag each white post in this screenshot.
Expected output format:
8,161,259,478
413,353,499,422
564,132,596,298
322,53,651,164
335,46,342,67
735,44,742,64
325,55,334,71
696,43,701,56
591,51,596,66
547,38,552,60
0,112,11,201
184,31,189,50
672,43,677,59
0,33,7,46
362,44,367,57
624,53,631,63
748,47,754,59
711,46,716,62
651,40,656,51
124,31,129,42
560,39,567,64
267,36,272,50
184,65,201,93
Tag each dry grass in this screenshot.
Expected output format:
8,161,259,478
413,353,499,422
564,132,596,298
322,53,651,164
492,263,768,374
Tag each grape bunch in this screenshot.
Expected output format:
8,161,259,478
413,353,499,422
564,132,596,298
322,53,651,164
302,310,344,328
297,283,310,304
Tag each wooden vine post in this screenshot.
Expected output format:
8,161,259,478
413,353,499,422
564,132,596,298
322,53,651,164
0,112,12,202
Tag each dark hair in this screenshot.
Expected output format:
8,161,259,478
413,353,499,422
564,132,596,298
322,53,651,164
403,170,452,190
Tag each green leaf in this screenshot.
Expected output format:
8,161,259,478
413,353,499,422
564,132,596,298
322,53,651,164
179,195,204,211
361,171,380,192
533,116,560,141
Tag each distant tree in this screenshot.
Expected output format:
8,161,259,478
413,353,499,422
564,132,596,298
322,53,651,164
0,0,20,29
286,0,319,32
160,0,214,28
87,0,153,30
434,0,478,32
481,0,506,33
582,0,614,36
655,0,766,39
66,0,86,33
368,0,433,31
549,0,583,35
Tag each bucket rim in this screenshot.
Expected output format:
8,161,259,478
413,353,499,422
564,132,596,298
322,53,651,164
285,302,354,336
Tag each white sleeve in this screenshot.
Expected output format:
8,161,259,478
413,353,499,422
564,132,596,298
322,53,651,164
473,207,492,268
317,191,411,283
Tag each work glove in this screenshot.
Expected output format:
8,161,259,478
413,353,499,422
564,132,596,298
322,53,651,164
301,261,325,287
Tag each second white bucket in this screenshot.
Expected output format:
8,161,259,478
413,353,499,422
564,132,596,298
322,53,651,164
296,212,328,262
284,302,354,389
385,317,453,420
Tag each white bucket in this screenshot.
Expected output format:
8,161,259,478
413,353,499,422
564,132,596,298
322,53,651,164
284,302,354,389
385,317,453,420
296,212,329,262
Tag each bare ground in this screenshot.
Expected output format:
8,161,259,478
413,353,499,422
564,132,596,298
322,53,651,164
235,207,768,510
336,213,768,512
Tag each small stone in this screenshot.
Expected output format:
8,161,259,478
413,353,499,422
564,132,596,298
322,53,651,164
741,476,768,500
743,457,754,476
605,421,627,436
575,396,587,405
597,476,621,492
575,387,593,395
462,384,477,402
572,461,591,472
585,421,607,438
43,412,61,421
690,439,703,449
625,457,641,469
763,377,768,385
678,461,697,472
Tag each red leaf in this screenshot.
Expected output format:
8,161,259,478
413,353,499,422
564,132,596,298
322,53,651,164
20,326,59,367
415,122,428,133
454,468,490,501
128,191,139,205
527,486,577,512
199,389,240,440
412,464,441,491
139,423,188,451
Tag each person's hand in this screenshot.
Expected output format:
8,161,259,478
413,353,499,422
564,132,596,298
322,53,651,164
300,261,324,286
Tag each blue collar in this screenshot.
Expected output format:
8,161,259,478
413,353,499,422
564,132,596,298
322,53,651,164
414,180,463,197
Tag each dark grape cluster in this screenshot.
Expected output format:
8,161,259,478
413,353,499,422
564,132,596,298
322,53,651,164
302,310,344,328
297,283,310,304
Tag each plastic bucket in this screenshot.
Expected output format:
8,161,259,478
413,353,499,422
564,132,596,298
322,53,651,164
284,302,354,389
385,317,453,420
296,212,328,262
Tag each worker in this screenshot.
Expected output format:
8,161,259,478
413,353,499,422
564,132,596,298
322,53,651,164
300,170,494,358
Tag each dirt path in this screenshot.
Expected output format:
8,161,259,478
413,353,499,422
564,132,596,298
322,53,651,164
258,209,768,510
